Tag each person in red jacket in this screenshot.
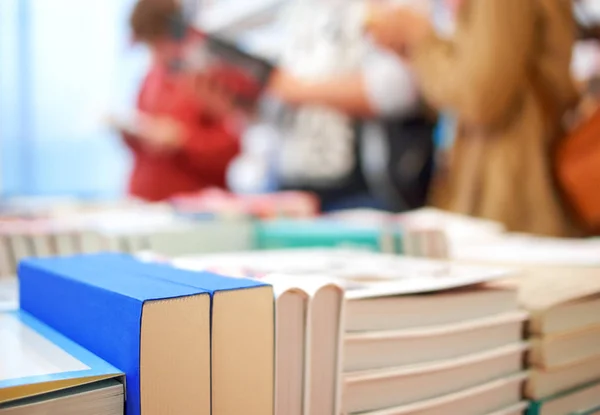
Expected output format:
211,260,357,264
117,0,240,202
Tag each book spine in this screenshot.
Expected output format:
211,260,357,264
18,260,143,415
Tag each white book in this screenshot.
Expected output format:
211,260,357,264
527,355,600,399
301,278,345,415
355,373,527,415
344,311,527,372
342,342,528,414
530,324,600,368
345,285,518,332
530,295,600,336
266,280,309,415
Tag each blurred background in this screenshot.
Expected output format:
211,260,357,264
0,0,599,205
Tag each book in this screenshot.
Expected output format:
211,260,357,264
342,342,527,413
0,379,123,415
296,277,344,415
18,256,214,415
0,310,123,408
344,285,519,332
529,324,600,368
82,253,275,415
344,311,527,372
0,235,13,277
254,219,402,253
529,295,600,336
355,373,527,415
195,32,274,112
268,281,309,415
491,266,600,334
527,380,600,415
396,208,506,243
527,355,600,399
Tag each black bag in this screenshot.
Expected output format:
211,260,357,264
358,114,436,212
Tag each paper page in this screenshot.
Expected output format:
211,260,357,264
174,250,512,299
0,314,89,382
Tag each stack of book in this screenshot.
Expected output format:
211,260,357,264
447,232,600,414
0,208,256,277
499,267,600,415
173,248,528,414
336,256,528,415
2,253,275,415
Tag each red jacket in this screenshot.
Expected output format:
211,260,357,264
123,64,240,202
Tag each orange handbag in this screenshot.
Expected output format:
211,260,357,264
555,106,600,232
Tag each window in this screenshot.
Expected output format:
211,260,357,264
0,0,147,198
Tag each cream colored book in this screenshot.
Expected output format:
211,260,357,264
300,278,345,415
344,311,527,372
527,355,600,399
355,373,527,415
262,278,309,415
345,285,518,332
487,266,600,335
529,324,600,368
0,235,14,277
342,342,528,414
529,295,600,336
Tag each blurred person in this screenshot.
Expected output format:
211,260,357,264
113,0,240,202
268,0,436,212
367,0,583,236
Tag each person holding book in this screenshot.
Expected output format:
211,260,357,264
366,0,583,236
114,0,240,202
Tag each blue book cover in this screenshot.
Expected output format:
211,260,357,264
0,310,122,405
77,252,276,415
18,256,214,415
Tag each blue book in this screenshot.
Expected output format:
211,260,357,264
75,253,276,415
0,310,123,406
18,256,213,415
